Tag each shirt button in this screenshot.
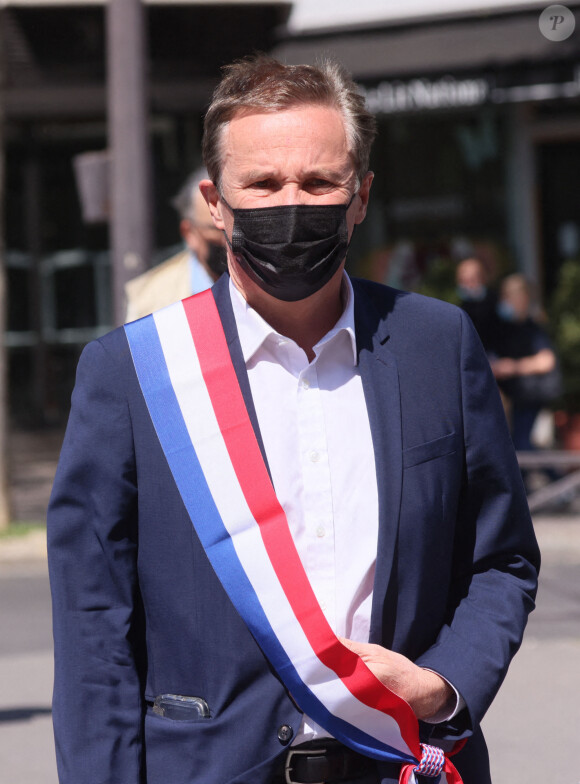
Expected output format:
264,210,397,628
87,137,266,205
301,378,310,389
316,525,326,538
309,450,320,462
278,724,293,745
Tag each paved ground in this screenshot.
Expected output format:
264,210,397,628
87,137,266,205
1,429,579,783
481,516,580,784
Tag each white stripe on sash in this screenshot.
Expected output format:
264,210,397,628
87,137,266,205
150,303,415,760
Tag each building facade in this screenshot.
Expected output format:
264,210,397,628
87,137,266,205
1,0,291,424
275,2,580,297
2,0,580,423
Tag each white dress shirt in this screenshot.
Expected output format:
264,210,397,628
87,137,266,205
229,274,462,739
230,275,379,743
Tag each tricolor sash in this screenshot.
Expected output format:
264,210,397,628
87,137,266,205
125,290,463,784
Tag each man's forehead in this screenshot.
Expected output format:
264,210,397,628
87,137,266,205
220,105,355,178
223,104,348,147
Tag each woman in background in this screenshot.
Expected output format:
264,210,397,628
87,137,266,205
491,274,558,452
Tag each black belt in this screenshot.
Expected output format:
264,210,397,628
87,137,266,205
275,739,401,784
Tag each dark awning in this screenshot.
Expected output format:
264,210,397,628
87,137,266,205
3,2,292,119
273,5,580,84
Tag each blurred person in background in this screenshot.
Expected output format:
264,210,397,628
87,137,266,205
491,273,559,453
125,167,227,321
455,257,501,355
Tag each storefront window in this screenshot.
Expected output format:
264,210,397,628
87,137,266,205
350,108,509,296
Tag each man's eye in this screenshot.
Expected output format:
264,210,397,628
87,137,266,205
252,179,275,189
306,179,334,191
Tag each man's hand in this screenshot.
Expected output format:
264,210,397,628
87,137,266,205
339,638,455,722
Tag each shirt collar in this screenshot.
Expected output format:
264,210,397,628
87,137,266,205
229,274,358,367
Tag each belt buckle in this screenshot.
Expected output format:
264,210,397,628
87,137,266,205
284,746,326,784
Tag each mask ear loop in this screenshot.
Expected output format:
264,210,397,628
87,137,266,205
345,190,358,210
218,193,234,213
215,192,238,256
344,190,359,250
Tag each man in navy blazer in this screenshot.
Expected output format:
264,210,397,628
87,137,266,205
48,55,539,784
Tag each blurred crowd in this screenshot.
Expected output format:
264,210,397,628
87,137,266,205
456,258,561,486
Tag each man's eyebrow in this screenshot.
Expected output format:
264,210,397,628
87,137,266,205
242,169,278,182
303,169,341,180
302,166,354,180
241,167,352,183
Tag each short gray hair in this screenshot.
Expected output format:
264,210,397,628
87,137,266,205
171,167,209,221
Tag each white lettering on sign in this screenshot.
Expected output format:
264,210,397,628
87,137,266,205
361,76,489,115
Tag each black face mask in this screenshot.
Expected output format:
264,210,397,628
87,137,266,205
205,241,228,278
222,194,356,302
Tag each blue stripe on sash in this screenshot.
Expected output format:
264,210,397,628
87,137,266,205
125,315,412,764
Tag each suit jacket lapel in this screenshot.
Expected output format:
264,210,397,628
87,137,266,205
354,282,403,647
211,274,271,476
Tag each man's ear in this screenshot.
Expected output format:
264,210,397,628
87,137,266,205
354,171,374,225
199,179,225,230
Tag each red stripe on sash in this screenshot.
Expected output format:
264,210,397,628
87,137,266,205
183,291,421,758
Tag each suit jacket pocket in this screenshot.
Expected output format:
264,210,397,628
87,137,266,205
403,432,459,469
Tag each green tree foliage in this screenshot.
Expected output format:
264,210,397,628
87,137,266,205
549,259,580,411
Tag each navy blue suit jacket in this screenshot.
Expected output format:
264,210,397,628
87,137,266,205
48,274,540,784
